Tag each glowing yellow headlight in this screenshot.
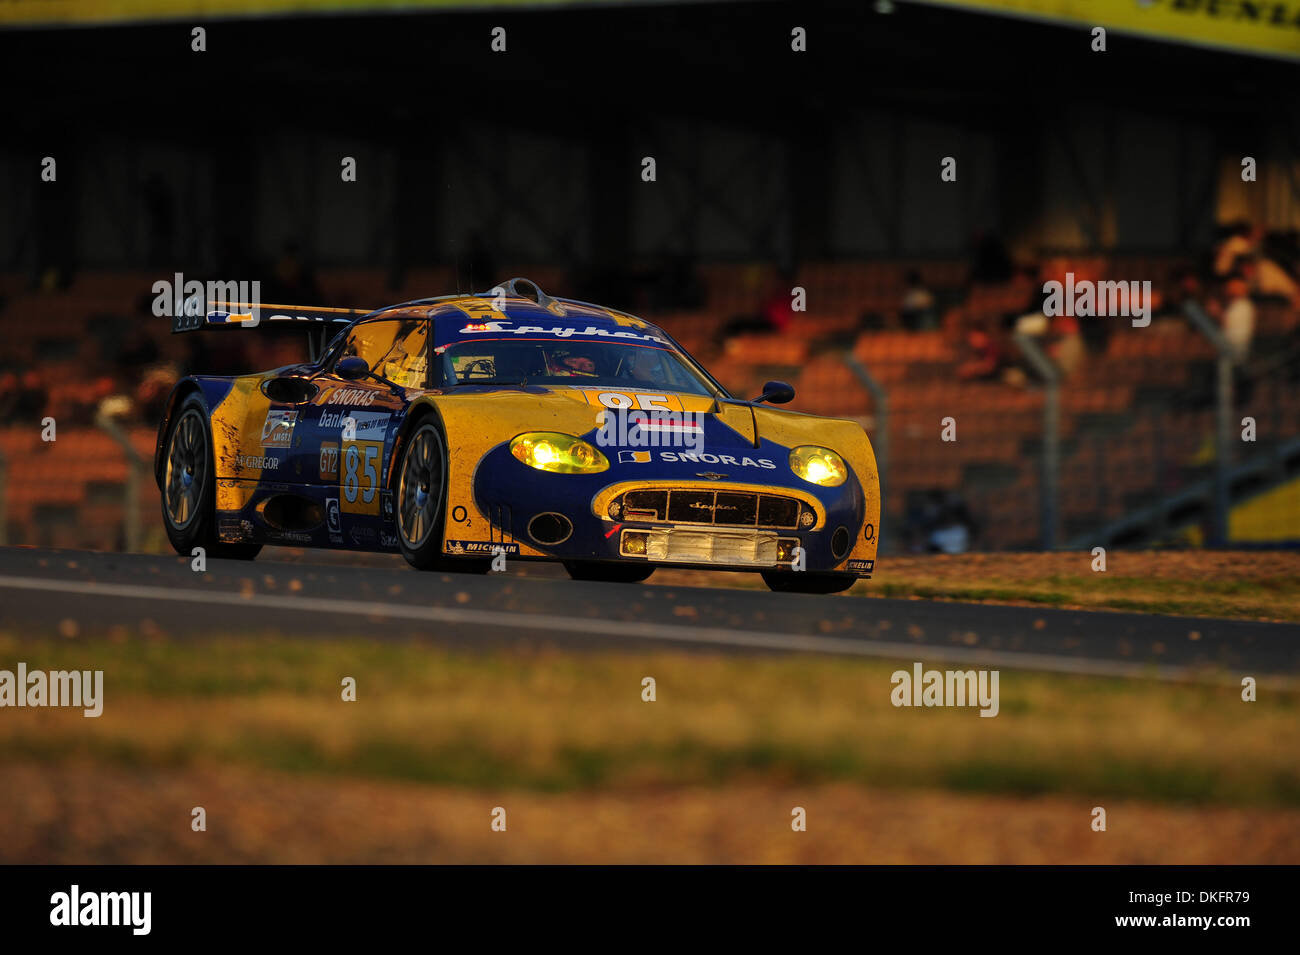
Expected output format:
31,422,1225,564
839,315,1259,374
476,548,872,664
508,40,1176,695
789,445,848,487
510,432,609,474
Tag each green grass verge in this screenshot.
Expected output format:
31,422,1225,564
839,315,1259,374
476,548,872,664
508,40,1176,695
1,633,1296,807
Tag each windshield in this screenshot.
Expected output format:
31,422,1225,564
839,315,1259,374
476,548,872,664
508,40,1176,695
435,339,718,396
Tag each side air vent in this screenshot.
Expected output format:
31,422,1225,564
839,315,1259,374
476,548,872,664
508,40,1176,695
261,376,320,404
260,494,325,532
831,526,851,560
528,512,573,545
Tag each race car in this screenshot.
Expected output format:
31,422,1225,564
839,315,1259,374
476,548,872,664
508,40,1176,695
156,278,880,593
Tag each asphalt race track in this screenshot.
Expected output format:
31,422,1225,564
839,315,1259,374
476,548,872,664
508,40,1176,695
0,547,1296,683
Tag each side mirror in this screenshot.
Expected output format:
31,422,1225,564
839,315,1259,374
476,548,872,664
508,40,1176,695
752,380,795,405
337,356,369,381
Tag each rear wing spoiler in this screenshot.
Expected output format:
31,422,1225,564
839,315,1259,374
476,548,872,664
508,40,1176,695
171,302,371,334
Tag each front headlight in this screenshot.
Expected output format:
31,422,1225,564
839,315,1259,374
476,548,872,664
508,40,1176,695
510,432,609,474
789,445,847,487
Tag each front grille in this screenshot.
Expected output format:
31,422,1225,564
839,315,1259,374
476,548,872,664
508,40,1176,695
616,488,802,529
621,527,799,566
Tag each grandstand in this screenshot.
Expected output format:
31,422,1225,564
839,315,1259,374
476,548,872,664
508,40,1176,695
2,0,1299,554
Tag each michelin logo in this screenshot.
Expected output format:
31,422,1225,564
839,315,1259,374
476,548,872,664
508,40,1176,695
445,540,520,556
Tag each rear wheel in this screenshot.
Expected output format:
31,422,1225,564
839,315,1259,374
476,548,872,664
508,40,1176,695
395,418,488,573
761,571,856,594
161,395,261,560
563,561,655,584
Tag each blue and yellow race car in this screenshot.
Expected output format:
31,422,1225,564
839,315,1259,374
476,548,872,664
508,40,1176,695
157,278,879,593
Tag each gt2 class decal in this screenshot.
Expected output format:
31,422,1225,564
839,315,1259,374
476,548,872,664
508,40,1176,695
260,410,298,448
319,441,339,481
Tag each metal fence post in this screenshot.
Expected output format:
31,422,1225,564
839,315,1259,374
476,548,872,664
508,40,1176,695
1182,301,1234,547
844,352,889,515
1013,332,1061,550
96,411,146,554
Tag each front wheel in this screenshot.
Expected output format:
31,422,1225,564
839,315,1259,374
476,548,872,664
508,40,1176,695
160,394,261,561
394,418,489,573
761,571,856,594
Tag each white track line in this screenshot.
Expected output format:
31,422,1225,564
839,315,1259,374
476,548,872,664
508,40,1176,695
0,573,1280,686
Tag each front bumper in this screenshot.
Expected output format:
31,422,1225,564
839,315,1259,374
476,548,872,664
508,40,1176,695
470,453,871,575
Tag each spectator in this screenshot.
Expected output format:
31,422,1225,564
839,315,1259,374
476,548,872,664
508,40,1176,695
722,267,795,337
900,270,938,331
956,321,1007,381
1220,274,1255,361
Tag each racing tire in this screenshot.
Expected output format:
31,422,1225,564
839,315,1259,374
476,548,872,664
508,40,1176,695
160,394,261,561
394,418,489,573
563,561,655,584
760,571,856,594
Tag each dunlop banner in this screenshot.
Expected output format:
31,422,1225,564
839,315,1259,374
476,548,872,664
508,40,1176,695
912,0,1300,59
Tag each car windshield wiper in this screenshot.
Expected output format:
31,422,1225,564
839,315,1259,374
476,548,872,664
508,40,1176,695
453,378,528,387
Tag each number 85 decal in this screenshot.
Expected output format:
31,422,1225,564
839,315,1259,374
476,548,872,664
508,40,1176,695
342,441,381,513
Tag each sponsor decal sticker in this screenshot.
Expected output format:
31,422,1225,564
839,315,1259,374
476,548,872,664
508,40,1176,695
848,559,875,575
457,320,670,345
236,454,279,470
316,386,378,407
260,410,298,448
445,540,521,556
321,409,389,438
268,530,312,544
618,450,651,464
659,450,776,469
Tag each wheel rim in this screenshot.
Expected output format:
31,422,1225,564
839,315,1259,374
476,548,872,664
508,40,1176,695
398,425,443,548
164,408,206,529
